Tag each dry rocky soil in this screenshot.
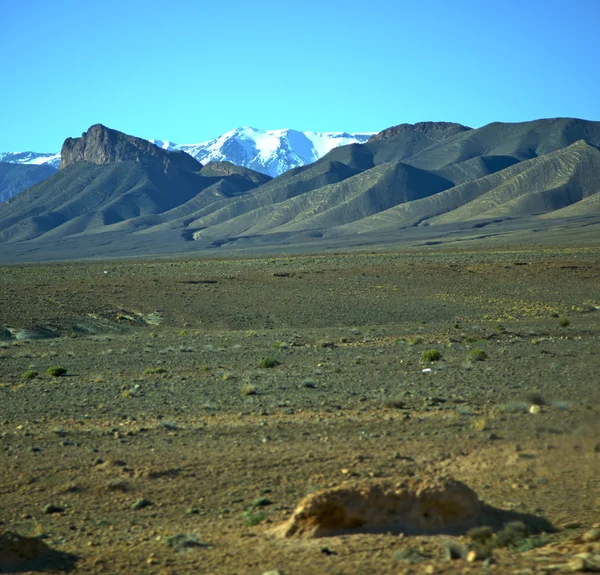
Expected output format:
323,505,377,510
0,246,599,574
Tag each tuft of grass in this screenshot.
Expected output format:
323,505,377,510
106,479,130,492
559,317,570,327
407,337,421,346
23,370,39,379
421,349,442,362
242,510,265,527
468,526,494,544
144,367,166,375
251,497,272,508
240,383,257,396
259,356,280,369
47,366,67,377
470,349,487,361
383,397,406,409
472,418,490,432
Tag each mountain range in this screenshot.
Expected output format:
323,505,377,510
0,128,371,203
0,118,599,262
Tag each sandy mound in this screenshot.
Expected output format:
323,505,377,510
0,528,77,571
273,477,483,538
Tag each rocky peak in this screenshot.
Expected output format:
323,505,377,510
60,124,201,173
368,122,471,143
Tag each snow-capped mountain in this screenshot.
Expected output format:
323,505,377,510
0,127,374,183
151,127,374,177
0,151,61,169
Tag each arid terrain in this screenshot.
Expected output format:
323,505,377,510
1,245,599,574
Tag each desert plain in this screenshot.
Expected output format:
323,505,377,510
0,244,599,574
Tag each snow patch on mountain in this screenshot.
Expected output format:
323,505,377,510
1,127,374,178
150,127,374,177
0,151,61,169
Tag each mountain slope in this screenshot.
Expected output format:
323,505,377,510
0,125,269,243
1,118,600,260
0,163,57,203
328,140,600,235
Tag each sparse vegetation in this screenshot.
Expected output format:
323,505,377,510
144,367,166,375
421,349,441,362
23,369,38,379
242,510,265,527
240,383,257,396
407,337,421,346
470,348,487,361
259,356,280,368
47,366,67,377
559,316,570,327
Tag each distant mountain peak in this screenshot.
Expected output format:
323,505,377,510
150,128,374,177
60,124,201,173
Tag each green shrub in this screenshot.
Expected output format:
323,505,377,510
23,370,38,379
240,384,257,396
242,510,265,527
47,366,67,377
559,317,570,327
259,356,280,368
421,349,442,362
470,349,487,361
407,337,421,346
144,367,166,375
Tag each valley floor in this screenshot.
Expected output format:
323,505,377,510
0,246,599,574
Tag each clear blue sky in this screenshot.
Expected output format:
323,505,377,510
1,0,599,151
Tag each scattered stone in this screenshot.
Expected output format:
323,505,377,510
272,477,483,538
563,521,582,529
43,504,64,514
529,405,542,415
131,498,152,510
442,540,466,560
582,528,600,543
165,533,207,551
262,571,283,575
14,327,57,341
393,547,428,563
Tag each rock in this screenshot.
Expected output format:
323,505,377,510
262,571,283,575
14,327,57,341
582,528,600,542
60,124,200,173
566,556,589,572
0,326,12,340
563,521,583,529
393,547,428,563
0,528,77,571
271,477,483,538
43,504,64,514
131,498,153,510
443,541,466,560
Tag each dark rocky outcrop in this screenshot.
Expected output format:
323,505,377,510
368,121,471,143
60,124,201,174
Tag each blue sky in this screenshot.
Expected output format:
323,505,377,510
1,0,599,151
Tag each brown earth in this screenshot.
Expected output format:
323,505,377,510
0,246,599,574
